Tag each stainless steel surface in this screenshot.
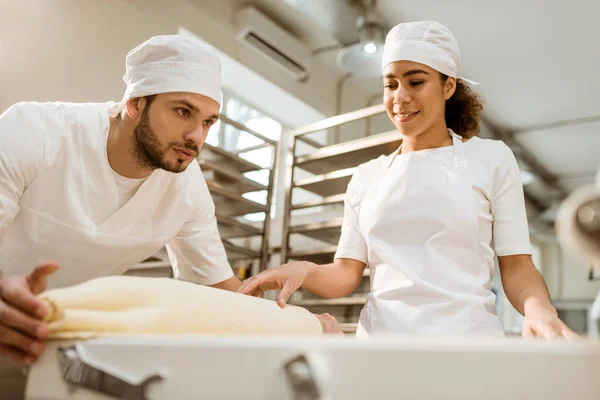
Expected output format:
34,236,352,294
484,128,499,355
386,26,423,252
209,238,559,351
216,214,262,239
292,193,345,210
201,160,267,194
290,219,343,245
295,168,355,197
219,114,277,146
295,130,400,175
290,103,386,137
288,246,338,264
58,344,163,400
291,297,367,306
199,143,262,173
207,182,268,216
223,240,261,261
27,336,600,399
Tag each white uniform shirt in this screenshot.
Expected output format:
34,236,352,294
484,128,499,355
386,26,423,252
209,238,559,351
0,102,233,288
112,171,147,208
335,136,532,273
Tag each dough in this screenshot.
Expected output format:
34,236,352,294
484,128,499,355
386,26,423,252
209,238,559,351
39,276,323,339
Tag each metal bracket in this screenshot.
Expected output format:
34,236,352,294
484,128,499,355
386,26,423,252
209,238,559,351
58,344,164,400
283,354,324,400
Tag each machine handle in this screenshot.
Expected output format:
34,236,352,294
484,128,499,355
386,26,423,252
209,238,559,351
283,353,331,400
58,344,164,400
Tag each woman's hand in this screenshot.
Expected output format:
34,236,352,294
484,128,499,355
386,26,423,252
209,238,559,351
522,303,579,340
238,262,311,307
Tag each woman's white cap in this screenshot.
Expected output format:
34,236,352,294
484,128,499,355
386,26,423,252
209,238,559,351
109,35,222,116
382,20,478,85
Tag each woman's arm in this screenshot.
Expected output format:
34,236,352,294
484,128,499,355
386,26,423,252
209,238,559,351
499,254,578,339
238,258,366,307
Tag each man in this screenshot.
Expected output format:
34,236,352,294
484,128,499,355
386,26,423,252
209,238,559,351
0,35,243,370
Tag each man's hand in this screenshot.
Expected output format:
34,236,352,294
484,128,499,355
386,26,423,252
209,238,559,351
315,313,344,336
0,262,59,365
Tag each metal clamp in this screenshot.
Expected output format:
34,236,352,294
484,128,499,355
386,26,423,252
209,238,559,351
283,354,327,400
58,344,164,400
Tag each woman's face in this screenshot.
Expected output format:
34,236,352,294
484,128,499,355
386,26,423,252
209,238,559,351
383,61,455,137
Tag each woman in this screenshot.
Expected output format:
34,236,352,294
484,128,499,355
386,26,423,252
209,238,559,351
239,21,575,339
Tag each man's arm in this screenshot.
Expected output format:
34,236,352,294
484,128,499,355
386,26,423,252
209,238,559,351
0,104,53,365
210,275,242,291
0,104,45,241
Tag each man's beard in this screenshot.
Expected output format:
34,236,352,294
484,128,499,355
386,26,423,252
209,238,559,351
132,106,198,174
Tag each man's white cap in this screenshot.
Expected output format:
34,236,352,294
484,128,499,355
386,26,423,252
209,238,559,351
382,20,478,85
110,35,222,116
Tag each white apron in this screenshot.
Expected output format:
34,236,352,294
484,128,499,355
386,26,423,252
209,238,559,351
357,131,503,337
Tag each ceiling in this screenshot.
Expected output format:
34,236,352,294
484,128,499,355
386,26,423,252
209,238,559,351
235,0,599,219
189,0,599,224
373,0,600,207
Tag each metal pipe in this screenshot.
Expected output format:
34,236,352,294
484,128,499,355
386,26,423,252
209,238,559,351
296,136,325,149
233,142,272,154
219,114,277,146
280,133,298,264
258,138,279,273
511,114,600,135
364,93,383,136
290,103,386,137
333,73,354,144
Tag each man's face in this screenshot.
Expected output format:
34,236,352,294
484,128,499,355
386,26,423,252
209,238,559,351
132,92,220,173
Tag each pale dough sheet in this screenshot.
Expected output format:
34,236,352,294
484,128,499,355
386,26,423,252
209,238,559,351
39,276,323,339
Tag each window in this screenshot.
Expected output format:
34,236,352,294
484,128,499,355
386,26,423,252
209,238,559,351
208,91,283,222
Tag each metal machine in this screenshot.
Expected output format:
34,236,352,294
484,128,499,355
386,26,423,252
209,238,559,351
556,170,600,338
25,336,600,399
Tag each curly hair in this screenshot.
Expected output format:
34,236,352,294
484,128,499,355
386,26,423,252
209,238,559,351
441,74,484,138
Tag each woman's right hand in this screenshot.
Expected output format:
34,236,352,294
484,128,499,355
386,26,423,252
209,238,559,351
237,261,312,307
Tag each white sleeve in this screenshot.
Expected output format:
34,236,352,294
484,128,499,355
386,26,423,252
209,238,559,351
334,173,368,264
166,177,233,286
491,142,532,256
0,104,45,241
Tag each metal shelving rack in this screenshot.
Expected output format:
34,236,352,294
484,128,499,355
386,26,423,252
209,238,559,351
281,104,399,333
132,113,278,279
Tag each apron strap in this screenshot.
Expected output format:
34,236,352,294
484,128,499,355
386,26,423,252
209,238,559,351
386,130,467,172
450,131,468,175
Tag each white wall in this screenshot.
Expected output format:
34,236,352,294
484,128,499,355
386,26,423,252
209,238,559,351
541,242,600,301
0,0,345,119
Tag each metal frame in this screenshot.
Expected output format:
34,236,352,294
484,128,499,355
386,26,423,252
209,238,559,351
210,113,279,273
282,104,391,264
203,114,278,273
